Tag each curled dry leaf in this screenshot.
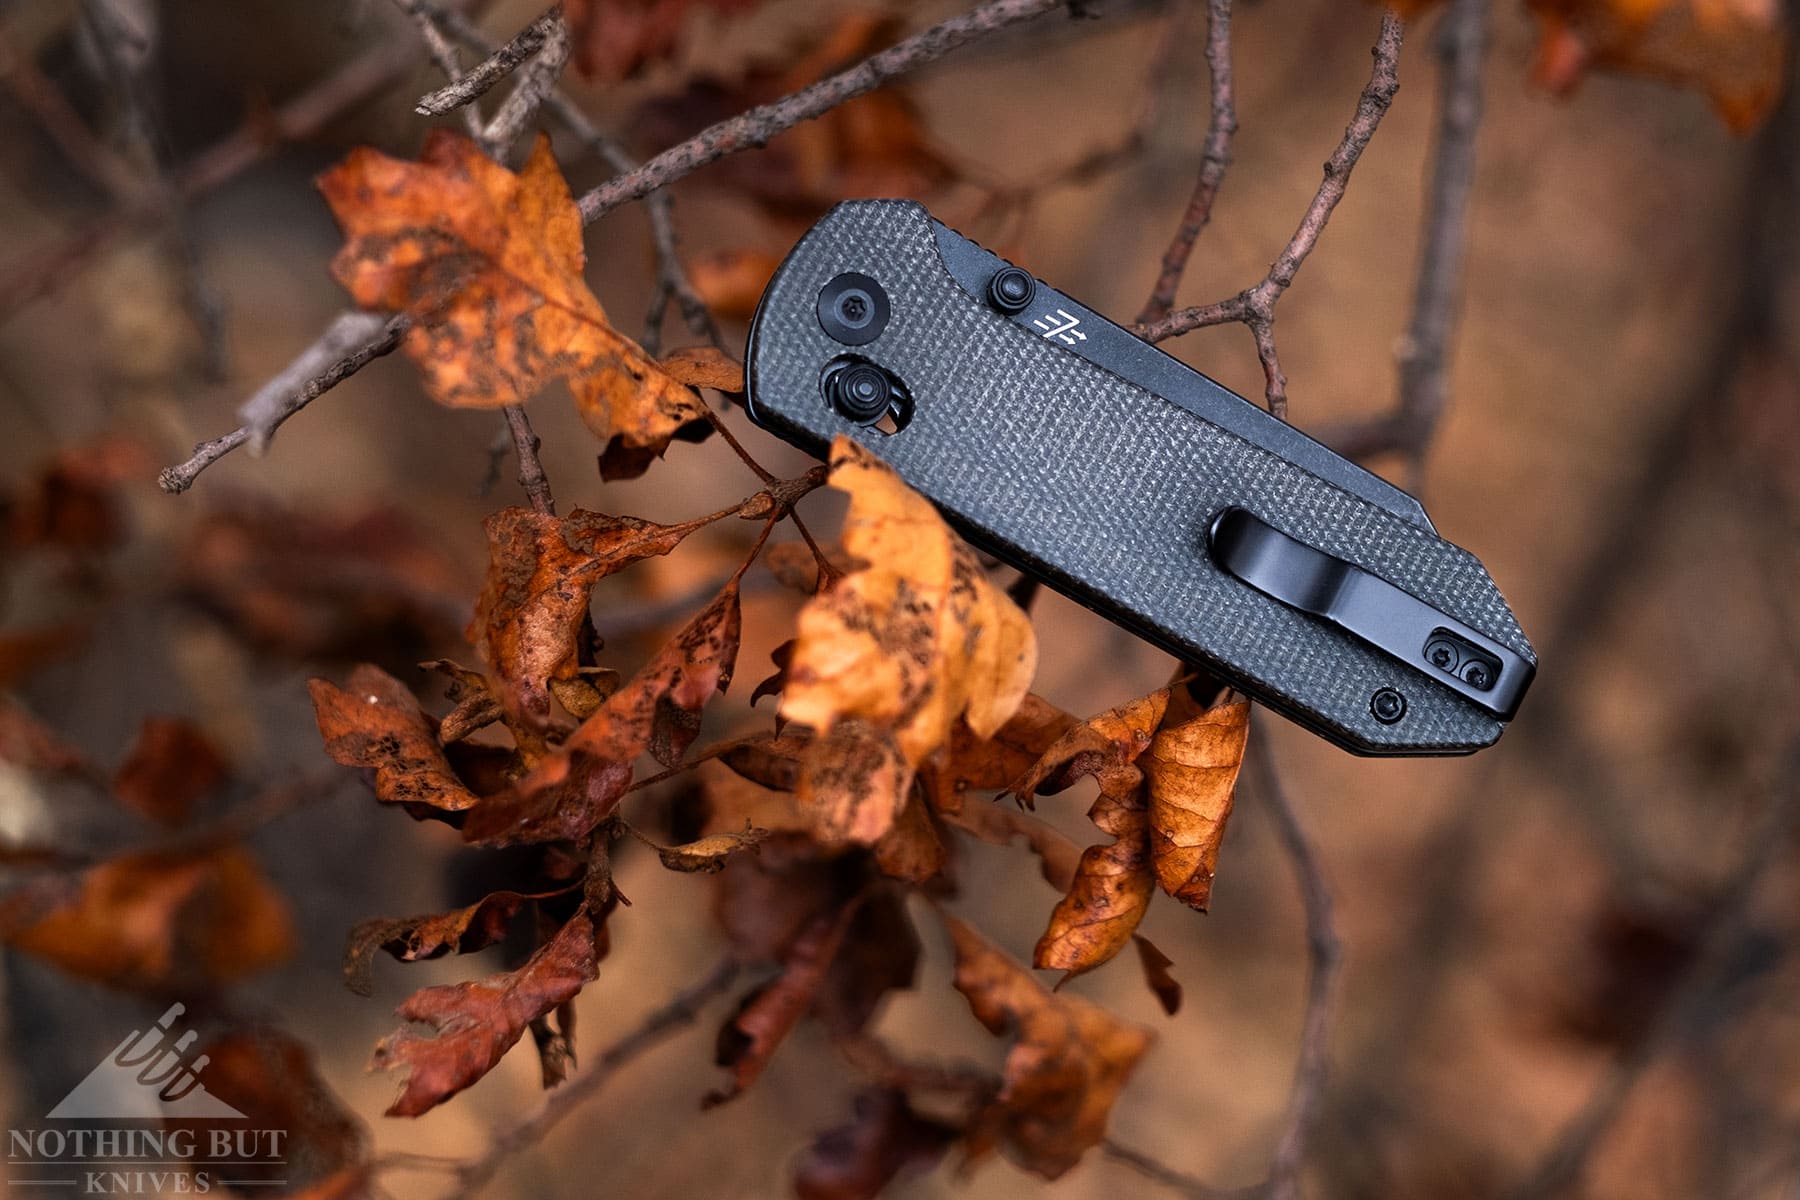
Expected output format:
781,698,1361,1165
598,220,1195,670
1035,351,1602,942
0,846,295,994
112,716,227,828
873,789,946,884
309,665,479,818
467,506,715,730
421,658,504,744
922,696,1076,816
318,131,707,472
659,345,746,393
793,1087,957,1200
372,907,600,1117
945,916,1153,1179
656,823,770,872
344,891,540,996
1018,691,1169,979
461,580,741,846
1145,697,1250,912
784,437,1036,846
1132,935,1183,1017
708,905,854,1107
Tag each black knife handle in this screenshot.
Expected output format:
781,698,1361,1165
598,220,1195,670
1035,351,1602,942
744,200,1536,755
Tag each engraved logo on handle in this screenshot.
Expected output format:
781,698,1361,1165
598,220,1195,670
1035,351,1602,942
1033,309,1086,345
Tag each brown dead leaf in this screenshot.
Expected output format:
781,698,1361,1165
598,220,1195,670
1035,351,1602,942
784,438,1036,845
1526,0,1787,131
3,436,150,555
372,907,599,1117
708,904,854,1107
1132,935,1183,1017
659,345,745,393
318,131,706,469
873,789,946,883
344,891,539,996
945,916,1153,1179
941,801,1083,893
1145,696,1250,912
922,696,1077,816
818,888,920,1037
198,1027,368,1191
793,1087,957,1200
309,665,480,818
656,823,769,872
461,581,740,846
0,698,92,778
687,247,781,322
0,846,295,993
467,506,713,730
112,716,227,827
1014,689,1169,807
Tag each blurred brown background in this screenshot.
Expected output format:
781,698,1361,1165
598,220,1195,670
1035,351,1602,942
2,0,1798,1197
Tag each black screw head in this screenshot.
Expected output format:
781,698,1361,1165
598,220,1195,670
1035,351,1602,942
1461,661,1492,690
817,272,890,345
987,267,1036,314
824,361,896,424
1370,687,1407,724
1425,637,1460,672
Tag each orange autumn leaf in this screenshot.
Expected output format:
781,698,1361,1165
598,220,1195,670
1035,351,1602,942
945,916,1153,1179
371,907,600,1117
309,665,480,818
0,846,294,993
318,130,707,468
1146,696,1250,911
1017,690,1170,980
343,890,540,996
1526,0,1787,130
783,437,1037,846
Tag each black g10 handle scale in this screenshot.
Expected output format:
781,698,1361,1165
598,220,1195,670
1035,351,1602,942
744,200,1536,755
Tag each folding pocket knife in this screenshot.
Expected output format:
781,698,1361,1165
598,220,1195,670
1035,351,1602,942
743,200,1536,755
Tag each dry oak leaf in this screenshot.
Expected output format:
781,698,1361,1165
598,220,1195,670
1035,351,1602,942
461,579,741,846
0,846,295,994
922,695,1076,816
1018,691,1170,979
344,891,540,996
1146,696,1250,912
318,131,706,462
112,716,227,828
309,665,479,818
1526,0,1788,131
467,505,715,730
945,916,1153,1179
783,437,1036,846
793,1087,957,1200
372,907,600,1117
660,345,745,393
656,823,770,872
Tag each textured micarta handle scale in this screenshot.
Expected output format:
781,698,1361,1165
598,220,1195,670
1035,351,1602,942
745,200,1535,755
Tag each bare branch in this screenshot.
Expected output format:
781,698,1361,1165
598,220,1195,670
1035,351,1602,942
1248,734,1343,1200
480,10,570,150
501,404,556,516
157,315,407,494
390,0,486,140
438,957,739,1199
1139,12,1404,421
1137,0,1237,327
574,0,1069,222
1319,0,1487,481
417,5,560,116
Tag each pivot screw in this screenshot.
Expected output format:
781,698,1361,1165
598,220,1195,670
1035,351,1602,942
817,272,890,346
1370,687,1407,724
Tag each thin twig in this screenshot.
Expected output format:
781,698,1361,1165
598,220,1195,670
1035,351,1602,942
502,404,556,516
479,10,570,150
1137,0,1236,326
1320,0,1488,484
158,315,408,494
416,5,560,116
437,956,739,1199
1103,1140,1253,1200
574,0,1069,222
1248,734,1343,1200
1139,12,1404,421
1502,747,1800,1200
0,28,144,204
391,0,486,139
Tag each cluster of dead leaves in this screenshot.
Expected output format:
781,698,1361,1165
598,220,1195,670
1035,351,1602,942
0,711,296,994
1391,0,1788,131
565,0,762,81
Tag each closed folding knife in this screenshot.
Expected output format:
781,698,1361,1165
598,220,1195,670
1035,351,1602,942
744,200,1535,755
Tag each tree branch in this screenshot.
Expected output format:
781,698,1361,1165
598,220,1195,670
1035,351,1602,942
1139,11,1404,421
1317,0,1488,482
415,5,561,116
1137,0,1237,327
437,956,739,1199
479,9,570,150
573,0,1070,222
1248,734,1343,1200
